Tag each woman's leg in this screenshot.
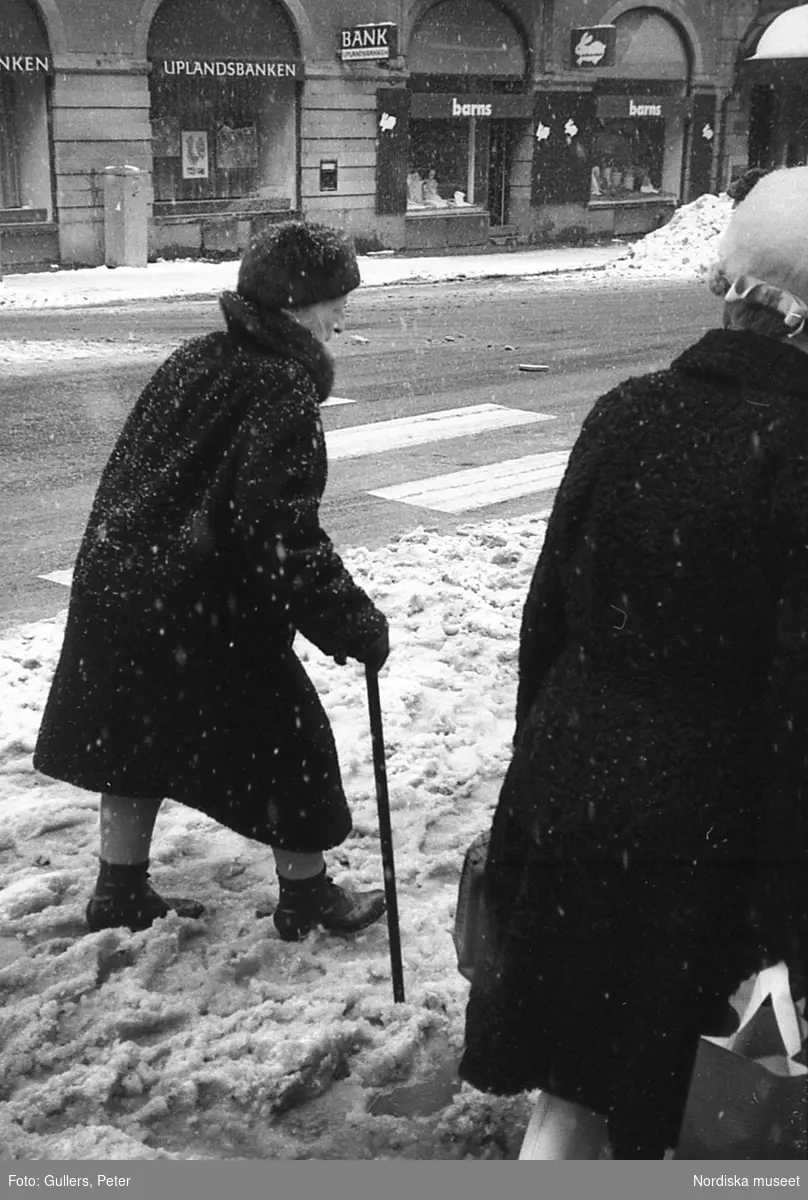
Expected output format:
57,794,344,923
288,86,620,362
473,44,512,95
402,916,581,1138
518,1092,610,1160
272,848,325,880
99,793,162,863
87,793,204,932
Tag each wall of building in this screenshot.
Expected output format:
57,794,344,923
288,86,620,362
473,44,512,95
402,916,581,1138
0,0,776,270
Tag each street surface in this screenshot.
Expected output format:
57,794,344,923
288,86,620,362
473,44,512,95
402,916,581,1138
0,274,718,631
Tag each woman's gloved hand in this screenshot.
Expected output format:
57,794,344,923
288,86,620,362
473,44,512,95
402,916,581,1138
333,630,390,672
358,628,390,673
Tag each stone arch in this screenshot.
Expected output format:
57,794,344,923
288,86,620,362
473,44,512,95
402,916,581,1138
6,0,66,57
403,0,531,71
133,0,313,62
600,1,704,79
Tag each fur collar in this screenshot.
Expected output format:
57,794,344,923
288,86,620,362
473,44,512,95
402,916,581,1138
219,291,334,402
673,328,808,401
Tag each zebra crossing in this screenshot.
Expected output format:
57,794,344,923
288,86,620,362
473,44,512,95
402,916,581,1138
38,398,569,588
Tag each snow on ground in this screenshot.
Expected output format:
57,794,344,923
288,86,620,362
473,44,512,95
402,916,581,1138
0,517,546,1161
0,191,735,320
608,192,734,280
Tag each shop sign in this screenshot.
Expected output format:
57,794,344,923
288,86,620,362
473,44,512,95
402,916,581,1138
0,54,50,72
410,93,534,120
570,26,616,69
159,60,300,78
340,23,397,61
181,131,209,179
596,95,671,120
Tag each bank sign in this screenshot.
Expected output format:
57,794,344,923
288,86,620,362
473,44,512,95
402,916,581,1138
0,54,49,72
570,26,616,68
340,23,397,61
158,60,300,77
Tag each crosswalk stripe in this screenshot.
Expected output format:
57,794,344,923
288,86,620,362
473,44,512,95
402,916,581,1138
37,407,564,587
368,451,570,513
39,569,74,586
326,403,553,461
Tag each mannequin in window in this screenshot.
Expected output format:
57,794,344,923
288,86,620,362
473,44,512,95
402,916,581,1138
423,169,448,208
407,170,425,208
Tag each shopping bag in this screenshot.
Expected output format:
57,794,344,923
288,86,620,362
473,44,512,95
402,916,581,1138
453,830,490,983
676,963,807,1159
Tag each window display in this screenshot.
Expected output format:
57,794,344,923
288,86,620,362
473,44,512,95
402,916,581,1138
588,118,664,199
407,118,476,210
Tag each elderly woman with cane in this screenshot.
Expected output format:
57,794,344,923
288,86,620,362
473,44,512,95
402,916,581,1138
34,220,390,944
459,167,808,1158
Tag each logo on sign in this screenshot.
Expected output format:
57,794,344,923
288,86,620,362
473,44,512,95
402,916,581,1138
452,98,492,117
571,26,615,68
629,99,662,117
0,54,49,72
340,23,397,61
574,32,607,66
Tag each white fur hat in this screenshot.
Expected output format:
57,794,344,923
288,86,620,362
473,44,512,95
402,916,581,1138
708,166,808,334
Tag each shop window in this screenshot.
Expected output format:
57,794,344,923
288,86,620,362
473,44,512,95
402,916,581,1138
408,119,472,208
150,74,296,203
403,3,529,225
0,0,53,218
533,9,691,209
588,114,666,199
0,73,22,208
148,0,299,205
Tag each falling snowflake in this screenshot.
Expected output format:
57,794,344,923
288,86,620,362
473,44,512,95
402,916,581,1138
535,121,550,142
379,112,397,133
564,119,578,139
701,124,714,141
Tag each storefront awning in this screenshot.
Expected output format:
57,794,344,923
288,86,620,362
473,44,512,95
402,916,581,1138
747,3,808,60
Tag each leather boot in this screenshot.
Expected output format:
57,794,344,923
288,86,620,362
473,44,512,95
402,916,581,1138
86,859,205,933
272,868,386,942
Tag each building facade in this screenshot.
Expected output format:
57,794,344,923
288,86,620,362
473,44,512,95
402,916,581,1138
0,0,770,271
729,2,808,177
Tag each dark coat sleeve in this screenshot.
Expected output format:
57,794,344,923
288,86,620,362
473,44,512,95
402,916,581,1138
515,399,604,734
232,366,387,661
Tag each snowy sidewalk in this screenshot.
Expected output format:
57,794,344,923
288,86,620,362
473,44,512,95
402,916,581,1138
0,244,629,311
0,190,735,312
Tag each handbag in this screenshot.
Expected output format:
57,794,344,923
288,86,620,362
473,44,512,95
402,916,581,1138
453,830,491,983
676,962,807,1159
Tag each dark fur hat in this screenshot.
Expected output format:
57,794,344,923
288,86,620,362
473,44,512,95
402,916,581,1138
237,220,360,311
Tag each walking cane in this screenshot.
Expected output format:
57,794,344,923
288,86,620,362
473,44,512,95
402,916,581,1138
365,665,405,1003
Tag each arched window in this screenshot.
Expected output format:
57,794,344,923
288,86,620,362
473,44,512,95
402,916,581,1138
612,7,690,80
409,0,525,76
147,0,301,204
0,0,52,216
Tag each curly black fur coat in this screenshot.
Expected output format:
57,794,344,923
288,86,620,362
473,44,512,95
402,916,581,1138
34,294,387,851
460,328,808,1154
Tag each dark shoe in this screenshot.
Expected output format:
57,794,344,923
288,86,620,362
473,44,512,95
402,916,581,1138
272,869,386,942
86,859,205,933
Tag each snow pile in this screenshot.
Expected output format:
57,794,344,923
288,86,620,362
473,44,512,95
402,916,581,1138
0,516,546,1161
609,192,734,280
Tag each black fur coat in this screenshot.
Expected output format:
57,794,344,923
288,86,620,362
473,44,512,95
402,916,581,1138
460,328,808,1153
34,295,387,850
